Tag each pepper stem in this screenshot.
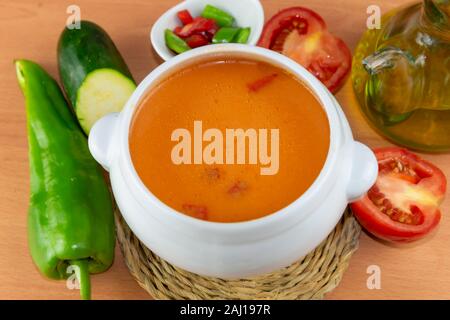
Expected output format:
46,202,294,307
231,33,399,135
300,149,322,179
70,260,91,300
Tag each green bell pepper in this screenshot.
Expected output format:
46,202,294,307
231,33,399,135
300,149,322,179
15,60,115,300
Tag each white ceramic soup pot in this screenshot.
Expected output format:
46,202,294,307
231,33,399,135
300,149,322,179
89,44,378,279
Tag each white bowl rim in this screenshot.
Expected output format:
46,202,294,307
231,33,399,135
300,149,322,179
116,44,343,232
150,0,265,61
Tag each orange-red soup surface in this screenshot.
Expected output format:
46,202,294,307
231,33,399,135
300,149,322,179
130,58,329,222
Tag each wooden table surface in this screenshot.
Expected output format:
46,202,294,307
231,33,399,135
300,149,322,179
1,0,449,300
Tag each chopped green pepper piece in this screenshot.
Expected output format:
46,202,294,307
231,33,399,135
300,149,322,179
234,27,251,44
212,27,241,44
165,29,191,54
202,4,235,27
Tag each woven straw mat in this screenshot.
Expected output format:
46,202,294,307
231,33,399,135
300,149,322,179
115,207,360,300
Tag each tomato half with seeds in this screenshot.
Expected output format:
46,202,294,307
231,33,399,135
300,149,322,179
350,148,446,243
257,7,352,93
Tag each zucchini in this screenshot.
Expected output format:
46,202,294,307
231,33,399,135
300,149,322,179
58,20,136,134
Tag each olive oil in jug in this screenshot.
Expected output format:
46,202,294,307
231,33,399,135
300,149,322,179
353,0,450,152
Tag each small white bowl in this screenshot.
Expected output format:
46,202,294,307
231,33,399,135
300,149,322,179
150,0,265,61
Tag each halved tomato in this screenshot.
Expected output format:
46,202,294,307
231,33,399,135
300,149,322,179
257,7,327,49
258,7,351,93
350,148,447,243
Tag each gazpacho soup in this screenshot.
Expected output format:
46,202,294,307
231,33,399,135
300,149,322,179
130,56,330,223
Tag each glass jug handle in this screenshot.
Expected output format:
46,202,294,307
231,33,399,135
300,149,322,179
362,47,424,76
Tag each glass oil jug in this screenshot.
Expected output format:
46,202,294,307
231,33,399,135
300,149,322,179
352,0,450,152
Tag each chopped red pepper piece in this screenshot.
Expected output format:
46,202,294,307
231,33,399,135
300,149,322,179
185,34,210,48
182,204,208,220
205,167,221,181
247,73,279,92
203,31,214,42
228,181,248,197
178,17,218,38
177,9,194,25
173,26,183,36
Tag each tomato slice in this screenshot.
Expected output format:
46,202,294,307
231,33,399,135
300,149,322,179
350,148,447,243
258,7,351,93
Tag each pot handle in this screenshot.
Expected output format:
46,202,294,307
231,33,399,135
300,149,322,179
88,113,120,172
346,142,378,202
